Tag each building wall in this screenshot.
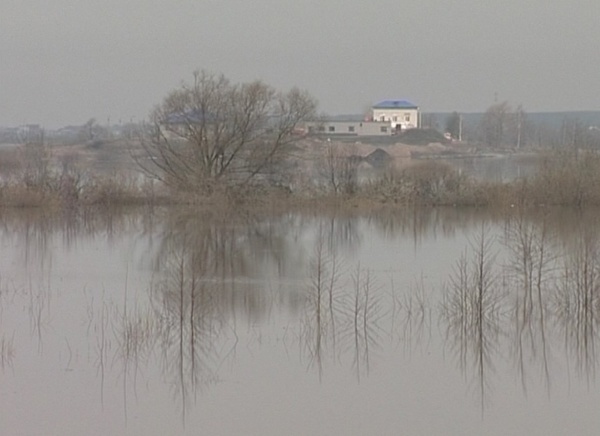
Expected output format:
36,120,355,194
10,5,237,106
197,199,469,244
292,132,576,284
304,121,393,136
360,121,393,135
372,108,419,130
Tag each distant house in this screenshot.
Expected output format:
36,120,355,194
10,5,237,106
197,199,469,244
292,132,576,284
159,109,224,140
296,98,421,137
371,100,419,131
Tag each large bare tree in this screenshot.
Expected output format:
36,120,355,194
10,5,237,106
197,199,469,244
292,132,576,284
138,70,317,193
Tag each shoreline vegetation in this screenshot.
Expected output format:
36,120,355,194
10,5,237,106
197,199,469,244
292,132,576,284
1,141,600,211
3,71,600,212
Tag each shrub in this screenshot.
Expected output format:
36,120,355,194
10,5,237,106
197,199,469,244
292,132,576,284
366,161,472,205
528,150,600,206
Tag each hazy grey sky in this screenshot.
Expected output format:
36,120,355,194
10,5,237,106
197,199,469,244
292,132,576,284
1,0,598,127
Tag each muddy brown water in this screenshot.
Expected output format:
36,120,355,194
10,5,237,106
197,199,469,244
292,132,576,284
1,207,599,435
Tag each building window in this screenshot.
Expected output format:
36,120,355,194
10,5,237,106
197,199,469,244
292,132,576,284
380,126,388,133
348,126,355,132
379,115,385,122
392,116,398,122
404,113,411,122
318,126,325,132
328,126,335,132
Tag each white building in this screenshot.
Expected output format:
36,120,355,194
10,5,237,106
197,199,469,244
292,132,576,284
304,120,393,136
371,100,419,130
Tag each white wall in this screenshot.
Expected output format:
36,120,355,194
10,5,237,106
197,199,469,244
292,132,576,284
372,108,419,130
303,121,393,136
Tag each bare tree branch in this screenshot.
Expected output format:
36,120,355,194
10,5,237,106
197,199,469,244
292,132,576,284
136,71,317,193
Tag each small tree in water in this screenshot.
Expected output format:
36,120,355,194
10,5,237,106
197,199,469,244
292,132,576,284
138,70,317,194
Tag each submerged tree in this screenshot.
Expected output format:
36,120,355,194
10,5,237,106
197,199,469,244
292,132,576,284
137,70,317,193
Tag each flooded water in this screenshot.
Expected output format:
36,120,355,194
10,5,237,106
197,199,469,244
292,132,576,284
439,154,540,182
1,206,599,435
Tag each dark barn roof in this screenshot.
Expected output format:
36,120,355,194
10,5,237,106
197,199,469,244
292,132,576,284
365,148,393,168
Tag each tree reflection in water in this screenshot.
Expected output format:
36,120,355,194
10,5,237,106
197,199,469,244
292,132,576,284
113,301,156,423
144,209,600,412
0,335,15,371
302,225,342,379
301,223,383,382
441,226,504,413
4,206,600,430
552,226,600,382
150,245,230,423
439,212,600,410
346,265,384,381
391,277,432,356
503,211,554,393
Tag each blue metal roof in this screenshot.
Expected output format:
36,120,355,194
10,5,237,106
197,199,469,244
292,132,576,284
372,100,418,109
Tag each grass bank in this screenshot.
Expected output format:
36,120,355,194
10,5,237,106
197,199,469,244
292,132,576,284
358,150,600,208
2,144,600,210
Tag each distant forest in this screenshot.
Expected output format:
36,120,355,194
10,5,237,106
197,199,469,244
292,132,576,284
2,109,600,149
428,111,600,129
424,110,600,148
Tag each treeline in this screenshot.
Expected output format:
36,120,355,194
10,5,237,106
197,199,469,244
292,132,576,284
423,104,600,149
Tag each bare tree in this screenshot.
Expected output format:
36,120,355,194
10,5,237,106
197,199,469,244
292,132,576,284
319,143,359,195
421,113,439,130
478,102,531,149
480,101,511,148
514,105,526,149
137,70,317,193
13,124,52,188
